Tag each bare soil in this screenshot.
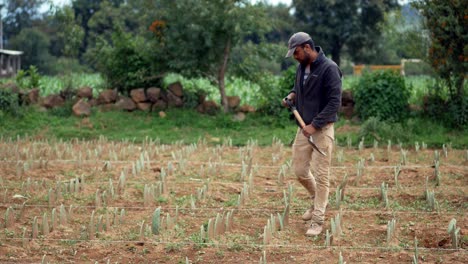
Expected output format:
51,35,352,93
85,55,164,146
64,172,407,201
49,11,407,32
0,138,466,263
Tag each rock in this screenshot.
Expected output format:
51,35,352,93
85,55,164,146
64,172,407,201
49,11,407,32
136,102,152,111
152,100,168,111
233,112,246,122
166,90,183,107
168,82,184,97
77,86,93,100
98,103,118,112
59,88,76,101
88,98,98,107
130,88,146,103
341,90,354,107
197,100,219,115
42,94,65,108
340,105,354,119
227,96,241,109
26,88,39,104
97,89,118,104
72,99,91,117
146,87,161,103
115,96,136,111
239,104,255,113
198,93,207,104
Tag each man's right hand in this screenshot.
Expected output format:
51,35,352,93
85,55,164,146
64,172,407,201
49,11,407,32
282,93,295,107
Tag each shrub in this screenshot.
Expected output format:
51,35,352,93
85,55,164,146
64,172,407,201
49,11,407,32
422,80,468,129
16,66,42,90
354,70,410,122
0,89,21,117
256,66,295,118
93,28,160,94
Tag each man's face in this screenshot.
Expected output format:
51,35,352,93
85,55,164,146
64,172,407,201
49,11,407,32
293,45,312,66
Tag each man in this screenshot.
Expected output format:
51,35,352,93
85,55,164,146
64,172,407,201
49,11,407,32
282,32,342,236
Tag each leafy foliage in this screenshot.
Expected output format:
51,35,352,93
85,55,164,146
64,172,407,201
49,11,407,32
293,0,398,66
255,66,295,122
53,6,84,58
413,0,467,128
154,0,271,110
9,28,52,73
93,28,159,94
353,70,410,122
0,88,21,116
357,8,429,65
2,0,46,41
15,66,42,89
423,81,468,129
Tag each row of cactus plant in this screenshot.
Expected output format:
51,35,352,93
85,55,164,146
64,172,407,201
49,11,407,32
447,218,460,249
199,210,235,242
386,218,397,245
380,182,389,208
354,158,365,185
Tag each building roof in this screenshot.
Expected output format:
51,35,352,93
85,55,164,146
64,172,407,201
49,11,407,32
0,49,23,56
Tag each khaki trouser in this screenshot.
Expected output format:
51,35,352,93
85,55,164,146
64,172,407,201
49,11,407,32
292,123,334,225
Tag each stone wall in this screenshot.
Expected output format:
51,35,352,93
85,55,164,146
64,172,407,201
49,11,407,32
1,81,355,119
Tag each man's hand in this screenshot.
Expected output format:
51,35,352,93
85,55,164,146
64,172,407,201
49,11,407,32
302,124,317,137
282,93,296,107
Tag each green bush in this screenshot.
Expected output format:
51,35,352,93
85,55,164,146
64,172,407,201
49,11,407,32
93,28,160,94
256,66,295,118
354,70,410,122
424,93,468,129
422,80,468,129
0,89,21,117
16,66,41,89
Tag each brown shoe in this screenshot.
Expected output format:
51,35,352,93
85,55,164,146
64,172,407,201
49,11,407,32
305,223,323,236
301,208,313,221
302,196,315,221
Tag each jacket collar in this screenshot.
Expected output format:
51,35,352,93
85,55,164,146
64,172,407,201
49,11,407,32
300,46,325,71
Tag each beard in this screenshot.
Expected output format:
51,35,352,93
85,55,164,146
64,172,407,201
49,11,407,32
299,53,312,66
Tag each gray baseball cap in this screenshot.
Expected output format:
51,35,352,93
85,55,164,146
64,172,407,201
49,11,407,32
285,32,312,58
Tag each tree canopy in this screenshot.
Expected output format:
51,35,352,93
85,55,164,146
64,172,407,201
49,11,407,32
153,0,271,111
292,0,399,66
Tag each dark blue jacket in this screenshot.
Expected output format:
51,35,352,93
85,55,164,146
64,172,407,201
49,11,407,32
290,46,342,129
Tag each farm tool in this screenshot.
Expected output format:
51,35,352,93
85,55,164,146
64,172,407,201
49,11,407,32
284,98,327,156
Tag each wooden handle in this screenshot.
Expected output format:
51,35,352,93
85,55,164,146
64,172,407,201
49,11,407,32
292,110,306,128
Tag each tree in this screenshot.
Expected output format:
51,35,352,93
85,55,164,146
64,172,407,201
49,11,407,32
71,0,124,60
2,0,46,46
414,0,467,128
292,0,398,66
53,7,84,59
354,6,429,65
154,0,270,112
9,28,52,72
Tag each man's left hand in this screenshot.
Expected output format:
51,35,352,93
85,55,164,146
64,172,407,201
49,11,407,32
302,124,317,137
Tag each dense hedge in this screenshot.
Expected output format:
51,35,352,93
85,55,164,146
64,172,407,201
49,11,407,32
354,70,410,122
